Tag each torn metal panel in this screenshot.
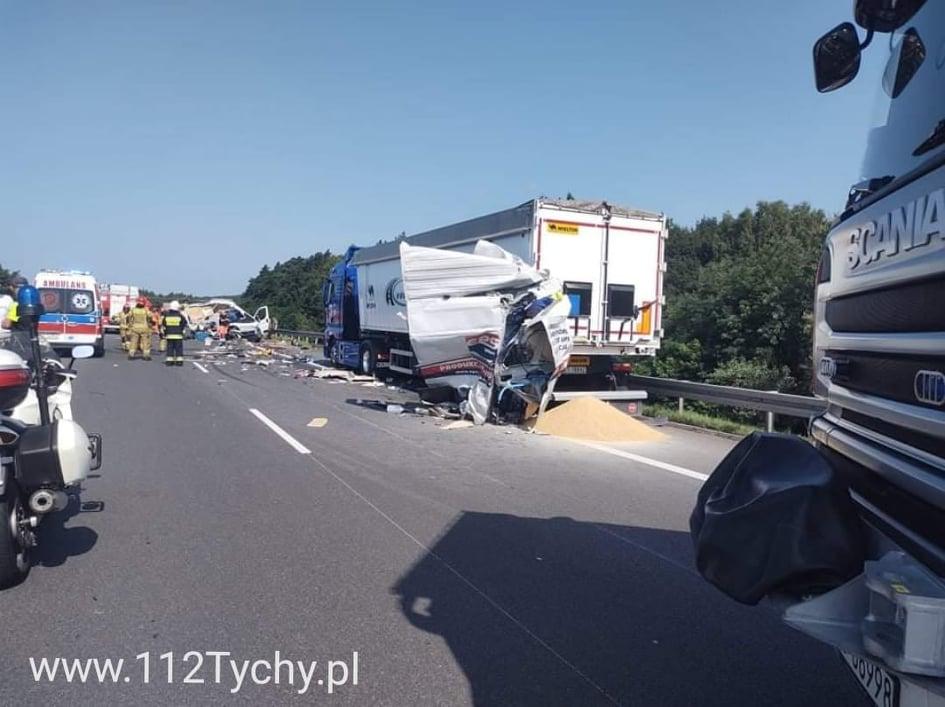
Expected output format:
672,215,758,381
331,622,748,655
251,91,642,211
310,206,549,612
400,239,573,425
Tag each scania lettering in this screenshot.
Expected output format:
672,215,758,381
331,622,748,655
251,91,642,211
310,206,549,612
691,4,945,707
324,197,666,388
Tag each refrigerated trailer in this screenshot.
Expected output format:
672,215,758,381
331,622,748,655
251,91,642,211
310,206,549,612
324,197,666,387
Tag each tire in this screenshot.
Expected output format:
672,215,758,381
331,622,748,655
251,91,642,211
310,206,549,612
93,337,105,358
358,341,376,376
0,491,30,589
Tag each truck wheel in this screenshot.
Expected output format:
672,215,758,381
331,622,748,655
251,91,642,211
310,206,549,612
93,337,105,358
359,342,376,376
0,492,30,589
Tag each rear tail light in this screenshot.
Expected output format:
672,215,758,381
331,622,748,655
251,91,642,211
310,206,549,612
0,364,31,411
612,361,633,373
0,367,30,388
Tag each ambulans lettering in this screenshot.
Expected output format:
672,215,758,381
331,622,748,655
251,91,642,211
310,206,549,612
37,279,88,289
847,188,945,270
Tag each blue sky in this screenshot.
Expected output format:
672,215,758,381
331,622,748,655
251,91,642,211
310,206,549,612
0,1,887,294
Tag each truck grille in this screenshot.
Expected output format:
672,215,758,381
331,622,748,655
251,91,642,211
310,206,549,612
826,351,945,411
826,275,945,333
841,409,945,460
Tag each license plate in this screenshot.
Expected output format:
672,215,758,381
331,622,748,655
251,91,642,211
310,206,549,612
568,356,590,366
842,652,899,707
565,366,587,375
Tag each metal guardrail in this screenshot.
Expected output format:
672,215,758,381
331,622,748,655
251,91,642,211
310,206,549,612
625,374,826,431
272,329,324,344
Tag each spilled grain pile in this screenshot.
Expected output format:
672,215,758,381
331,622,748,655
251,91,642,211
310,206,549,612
533,397,665,442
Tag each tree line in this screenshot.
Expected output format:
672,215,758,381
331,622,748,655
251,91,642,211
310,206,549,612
239,250,340,331
636,200,830,395
2,199,830,391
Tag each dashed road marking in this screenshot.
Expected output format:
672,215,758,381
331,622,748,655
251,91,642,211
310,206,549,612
249,408,311,455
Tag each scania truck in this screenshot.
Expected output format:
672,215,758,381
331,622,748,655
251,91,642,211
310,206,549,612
324,197,666,388
691,3,945,706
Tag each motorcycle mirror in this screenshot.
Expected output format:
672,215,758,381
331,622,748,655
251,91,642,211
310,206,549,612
71,345,95,360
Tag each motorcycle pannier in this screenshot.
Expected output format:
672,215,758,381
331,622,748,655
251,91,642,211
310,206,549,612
690,432,865,605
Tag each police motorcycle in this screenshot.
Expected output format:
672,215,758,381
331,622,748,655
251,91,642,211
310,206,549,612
2,335,78,425
0,285,101,587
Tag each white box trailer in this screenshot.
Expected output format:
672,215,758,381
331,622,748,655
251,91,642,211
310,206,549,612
324,197,666,387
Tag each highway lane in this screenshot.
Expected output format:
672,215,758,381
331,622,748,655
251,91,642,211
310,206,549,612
0,339,868,706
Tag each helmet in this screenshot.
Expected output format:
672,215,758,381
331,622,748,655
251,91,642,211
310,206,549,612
122,303,130,311
136,296,146,306
169,300,180,310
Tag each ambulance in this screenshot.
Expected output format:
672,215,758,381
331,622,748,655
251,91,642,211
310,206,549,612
33,270,106,357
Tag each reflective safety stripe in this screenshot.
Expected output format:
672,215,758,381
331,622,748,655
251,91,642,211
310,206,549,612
166,334,183,340
164,316,182,326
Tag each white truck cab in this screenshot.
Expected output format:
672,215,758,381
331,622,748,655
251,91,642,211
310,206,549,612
691,4,945,706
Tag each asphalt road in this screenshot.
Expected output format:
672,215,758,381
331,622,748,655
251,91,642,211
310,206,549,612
0,338,868,706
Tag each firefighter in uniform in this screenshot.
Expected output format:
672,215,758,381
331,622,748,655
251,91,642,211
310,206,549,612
118,303,132,351
161,301,187,366
153,305,166,353
128,297,152,360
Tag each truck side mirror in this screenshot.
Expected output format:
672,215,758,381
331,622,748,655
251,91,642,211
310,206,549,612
855,0,926,33
813,22,862,93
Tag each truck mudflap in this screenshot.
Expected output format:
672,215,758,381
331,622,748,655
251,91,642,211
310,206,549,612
690,432,865,605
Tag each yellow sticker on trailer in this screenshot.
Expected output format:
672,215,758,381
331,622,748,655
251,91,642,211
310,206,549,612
547,221,579,235
568,355,590,366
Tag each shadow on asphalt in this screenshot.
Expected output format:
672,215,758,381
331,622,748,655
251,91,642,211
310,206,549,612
391,512,860,707
34,494,99,568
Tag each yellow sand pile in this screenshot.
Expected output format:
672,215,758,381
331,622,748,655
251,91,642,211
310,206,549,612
533,397,665,442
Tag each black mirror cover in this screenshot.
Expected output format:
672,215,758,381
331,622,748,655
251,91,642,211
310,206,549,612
855,0,927,33
690,432,865,605
813,22,862,92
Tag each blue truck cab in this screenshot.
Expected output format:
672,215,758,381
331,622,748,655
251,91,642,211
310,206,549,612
323,246,362,369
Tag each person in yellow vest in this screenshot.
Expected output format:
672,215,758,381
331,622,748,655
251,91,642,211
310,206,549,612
0,275,29,331
127,297,152,360
161,301,187,366
118,303,132,351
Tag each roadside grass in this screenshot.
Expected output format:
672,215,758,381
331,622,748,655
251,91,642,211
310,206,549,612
642,403,758,436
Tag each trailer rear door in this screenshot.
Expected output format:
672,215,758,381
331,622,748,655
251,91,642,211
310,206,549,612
535,203,664,353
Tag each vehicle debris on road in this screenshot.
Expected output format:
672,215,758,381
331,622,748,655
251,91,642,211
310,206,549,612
400,240,573,425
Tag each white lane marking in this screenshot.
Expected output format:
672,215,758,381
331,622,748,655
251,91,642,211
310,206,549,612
249,408,311,455
574,440,709,482
306,453,618,705
192,362,209,374
593,524,699,577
